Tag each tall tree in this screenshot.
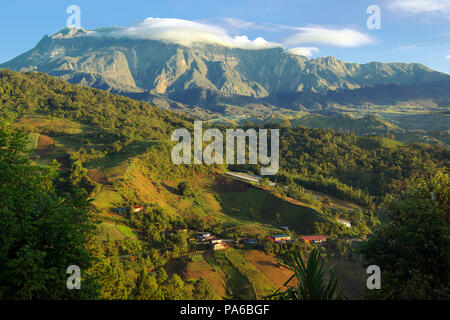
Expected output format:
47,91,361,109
133,269,163,300
0,122,99,299
360,169,450,299
192,277,215,300
161,274,186,300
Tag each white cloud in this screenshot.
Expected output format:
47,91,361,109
220,18,277,31
286,47,319,57
86,17,375,53
90,17,280,49
388,0,450,14
282,26,373,48
447,55,450,61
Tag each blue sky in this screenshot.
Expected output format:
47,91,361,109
0,0,449,73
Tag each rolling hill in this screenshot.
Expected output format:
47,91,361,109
1,69,448,300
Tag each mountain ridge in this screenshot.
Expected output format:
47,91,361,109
2,27,450,115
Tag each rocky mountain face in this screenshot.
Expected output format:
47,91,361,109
2,27,450,115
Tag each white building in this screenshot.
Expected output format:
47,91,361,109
337,218,352,228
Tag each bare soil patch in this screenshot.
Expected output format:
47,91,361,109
37,134,55,150
213,175,250,193
184,253,228,299
244,250,297,290
36,135,55,158
326,259,365,300
129,168,167,206
87,169,108,184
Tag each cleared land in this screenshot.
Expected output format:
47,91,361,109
184,253,227,299
87,169,108,184
204,250,255,300
15,115,84,135
226,249,275,298
96,222,127,241
15,114,366,300
218,181,330,234
37,134,55,150
91,187,124,211
326,258,366,300
244,250,297,290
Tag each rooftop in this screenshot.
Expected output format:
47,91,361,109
301,235,327,241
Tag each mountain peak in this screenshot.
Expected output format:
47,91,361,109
1,31,449,115
50,27,89,39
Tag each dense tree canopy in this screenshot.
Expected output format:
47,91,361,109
273,126,449,206
0,69,191,143
360,170,450,299
0,122,98,299
192,277,215,300
1,69,449,301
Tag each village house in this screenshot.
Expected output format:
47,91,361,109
242,238,258,245
269,235,293,243
196,232,214,241
209,238,225,244
336,218,352,228
225,171,260,184
113,207,128,214
225,171,277,187
132,206,143,213
210,241,228,251
300,235,327,244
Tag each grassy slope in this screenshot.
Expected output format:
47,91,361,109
18,117,346,300
218,185,332,234
2,70,372,300
183,253,227,299
225,248,275,298
19,117,366,301
204,250,255,300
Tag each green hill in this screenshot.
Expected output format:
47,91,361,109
1,69,448,300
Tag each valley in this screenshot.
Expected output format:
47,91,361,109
1,0,450,303
1,68,448,300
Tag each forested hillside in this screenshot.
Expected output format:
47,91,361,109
276,127,449,205
0,69,191,142
2,69,448,206
0,69,448,300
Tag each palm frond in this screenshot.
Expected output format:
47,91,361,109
266,248,344,300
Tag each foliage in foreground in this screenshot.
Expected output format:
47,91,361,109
0,122,99,299
360,169,450,300
269,248,344,300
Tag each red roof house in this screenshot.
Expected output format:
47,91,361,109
268,235,293,243
300,235,327,244
211,241,228,251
